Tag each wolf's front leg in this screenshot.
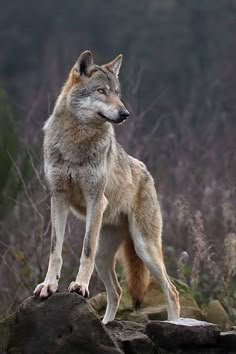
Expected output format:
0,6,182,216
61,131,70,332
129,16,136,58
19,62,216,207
69,194,107,298
34,194,68,298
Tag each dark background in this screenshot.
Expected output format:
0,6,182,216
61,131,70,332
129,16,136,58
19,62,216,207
0,0,235,320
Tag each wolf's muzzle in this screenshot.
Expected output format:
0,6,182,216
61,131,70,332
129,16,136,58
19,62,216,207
98,108,130,124
119,108,129,120
117,108,129,123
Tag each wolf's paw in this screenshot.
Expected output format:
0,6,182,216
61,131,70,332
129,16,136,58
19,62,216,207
34,282,58,298
68,281,89,298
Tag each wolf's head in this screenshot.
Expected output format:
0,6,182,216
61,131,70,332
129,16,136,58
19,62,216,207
62,51,129,125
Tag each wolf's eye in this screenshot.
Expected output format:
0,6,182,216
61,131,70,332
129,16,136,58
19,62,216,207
97,88,106,95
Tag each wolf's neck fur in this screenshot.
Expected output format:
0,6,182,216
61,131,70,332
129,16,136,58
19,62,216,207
44,94,116,167
51,94,115,143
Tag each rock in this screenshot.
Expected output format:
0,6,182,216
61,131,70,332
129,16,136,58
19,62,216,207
0,293,122,354
143,278,200,310
106,319,145,344
206,300,232,330
145,318,220,351
107,320,154,354
220,331,236,352
181,306,205,321
139,305,204,322
120,311,148,323
88,292,107,313
139,305,167,321
1,294,227,354
119,333,154,354
107,318,223,354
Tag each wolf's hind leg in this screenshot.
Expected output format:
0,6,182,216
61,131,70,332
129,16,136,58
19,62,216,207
129,196,180,320
34,194,68,298
95,225,124,324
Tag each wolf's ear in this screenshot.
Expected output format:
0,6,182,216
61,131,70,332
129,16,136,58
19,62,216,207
105,54,123,77
75,51,94,76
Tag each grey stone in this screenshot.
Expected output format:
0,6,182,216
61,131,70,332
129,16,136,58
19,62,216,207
1,293,122,354
0,295,230,354
107,320,154,354
119,333,154,354
145,318,220,351
220,331,236,352
206,300,232,331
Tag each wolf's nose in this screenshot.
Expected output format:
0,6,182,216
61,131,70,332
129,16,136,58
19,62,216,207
119,109,130,120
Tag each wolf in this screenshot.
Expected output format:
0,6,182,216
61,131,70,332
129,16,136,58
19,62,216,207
34,51,180,324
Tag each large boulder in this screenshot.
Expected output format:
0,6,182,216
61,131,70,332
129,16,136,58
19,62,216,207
0,293,230,354
220,330,236,352
146,318,220,353
108,318,222,354
0,293,122,354
206,300,232,330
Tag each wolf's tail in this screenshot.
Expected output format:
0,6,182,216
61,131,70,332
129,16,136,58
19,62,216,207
121,238,150,309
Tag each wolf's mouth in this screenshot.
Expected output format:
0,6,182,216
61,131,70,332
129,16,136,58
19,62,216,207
98,112,126,124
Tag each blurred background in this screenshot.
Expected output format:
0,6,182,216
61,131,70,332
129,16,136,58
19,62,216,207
0,1,235,323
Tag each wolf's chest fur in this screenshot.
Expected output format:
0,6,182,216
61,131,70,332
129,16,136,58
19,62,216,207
44,116,117,218
43,110,149,226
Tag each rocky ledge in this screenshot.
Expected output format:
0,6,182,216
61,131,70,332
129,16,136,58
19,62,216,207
0,293,235,354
